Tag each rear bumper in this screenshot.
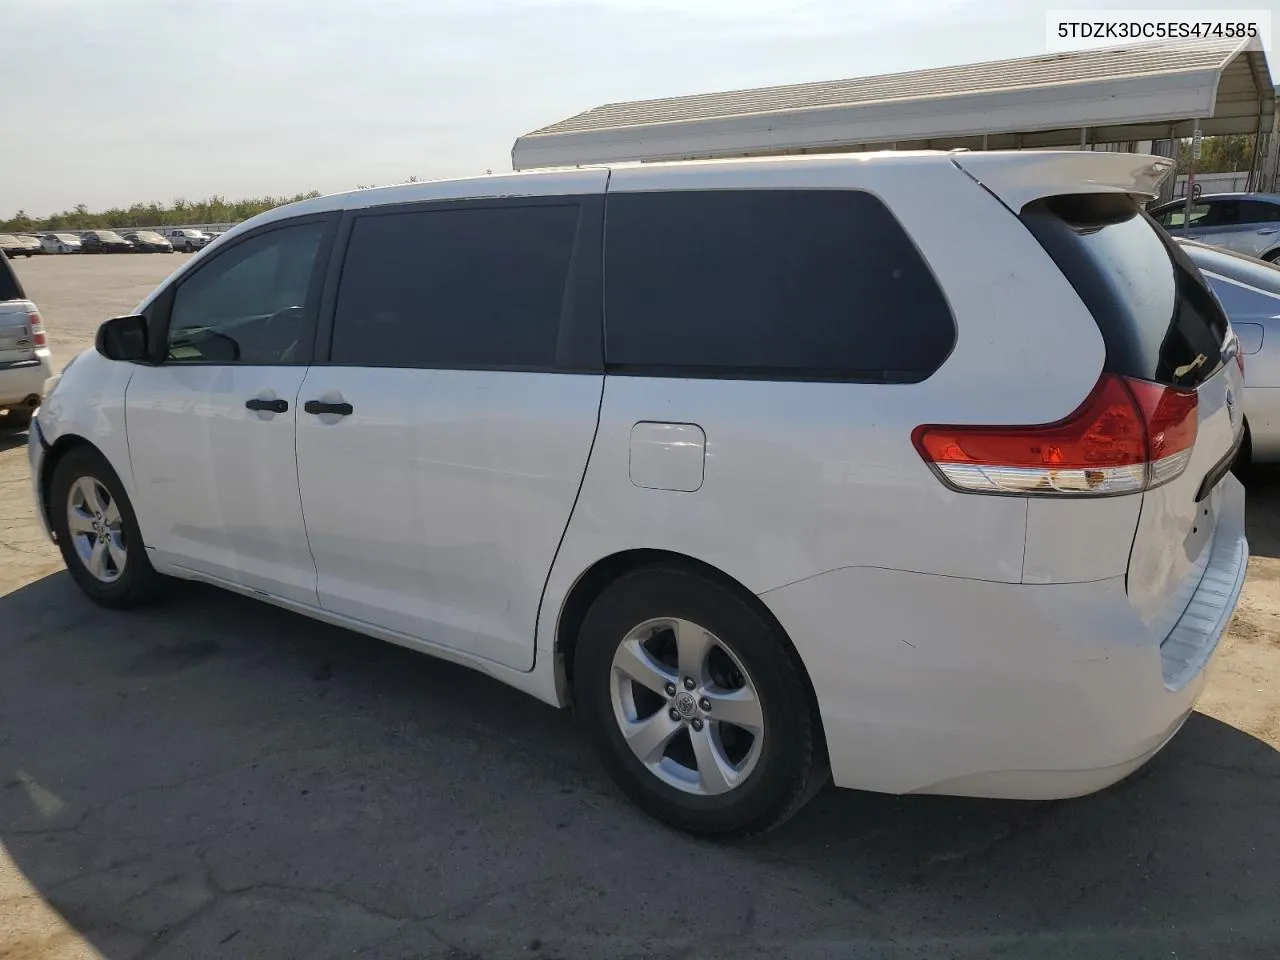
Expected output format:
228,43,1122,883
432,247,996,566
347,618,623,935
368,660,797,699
760,477,1248,799
0,352,54,408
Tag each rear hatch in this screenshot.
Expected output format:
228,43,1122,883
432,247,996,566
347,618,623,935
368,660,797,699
0,253,38,363
1016,191,1244,637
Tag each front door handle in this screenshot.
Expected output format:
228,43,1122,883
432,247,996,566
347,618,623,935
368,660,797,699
304,400,354,417
245,397,288,413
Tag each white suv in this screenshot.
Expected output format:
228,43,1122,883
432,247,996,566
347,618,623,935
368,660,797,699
0,251,52,430
168,229,211,252
29,151,1249,836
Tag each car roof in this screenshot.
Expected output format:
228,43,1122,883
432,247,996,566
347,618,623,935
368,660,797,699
1155,192,1280,208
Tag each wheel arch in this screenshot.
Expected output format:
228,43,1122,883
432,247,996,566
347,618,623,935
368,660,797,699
39,433,97,535
553,548,827,752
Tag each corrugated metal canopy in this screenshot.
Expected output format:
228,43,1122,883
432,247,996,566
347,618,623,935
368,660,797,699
512,38,1273,169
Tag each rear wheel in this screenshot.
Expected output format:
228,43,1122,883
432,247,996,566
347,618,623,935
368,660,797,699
575,564,826,837
50,447,166,608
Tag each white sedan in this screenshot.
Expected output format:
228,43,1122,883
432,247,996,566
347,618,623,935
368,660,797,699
40,233,83,254
1179,239,1280,465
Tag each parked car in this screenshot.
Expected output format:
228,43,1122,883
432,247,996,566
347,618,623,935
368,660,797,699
81,230,134,254
123,231,174,253
1149,192,1280,261
40,233,82,254
0,250,53,430
1177,238,1280,466
0,235,41,257
168,229,211,252
29,151,1247,836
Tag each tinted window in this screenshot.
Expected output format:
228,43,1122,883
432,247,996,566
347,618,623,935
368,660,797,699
166,221,325,364
1238,199,1280,224
603,190,955,381
331,203,582,368
1021,194,1228,389
1203,200,1242,227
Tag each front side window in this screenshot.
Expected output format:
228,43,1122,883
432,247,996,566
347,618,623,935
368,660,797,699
165,221,326,365
604,189,955,381
330,202,582,368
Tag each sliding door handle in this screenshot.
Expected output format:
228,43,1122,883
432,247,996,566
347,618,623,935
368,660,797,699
304,400,354,417
245,397,288,413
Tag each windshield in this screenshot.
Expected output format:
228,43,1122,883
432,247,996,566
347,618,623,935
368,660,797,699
136,232,165,242
56,234,79,242
97,231,125,242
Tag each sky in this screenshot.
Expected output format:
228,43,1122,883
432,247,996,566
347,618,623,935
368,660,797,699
2,0,1278,217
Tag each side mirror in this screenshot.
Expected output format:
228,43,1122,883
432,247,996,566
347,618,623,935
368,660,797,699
95,314,149,362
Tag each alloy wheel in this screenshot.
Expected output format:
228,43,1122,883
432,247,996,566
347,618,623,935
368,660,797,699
65,476,127,583
609,617,765,795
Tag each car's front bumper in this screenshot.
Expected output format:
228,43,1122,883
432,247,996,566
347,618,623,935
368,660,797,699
760,476,1248,800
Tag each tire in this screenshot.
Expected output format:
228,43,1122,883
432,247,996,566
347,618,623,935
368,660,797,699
50,446,166,608
575,564,827,837
0,407,32,431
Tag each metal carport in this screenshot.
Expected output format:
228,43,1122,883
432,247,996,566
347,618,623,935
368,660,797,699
512,38,1275,192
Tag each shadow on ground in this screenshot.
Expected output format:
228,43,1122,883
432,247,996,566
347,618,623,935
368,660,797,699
1244,465,1280,558
0,427,30,454
3,575,1278,960
3,474,1280,959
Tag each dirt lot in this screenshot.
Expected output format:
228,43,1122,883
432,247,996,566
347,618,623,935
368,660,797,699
2,255,1279,959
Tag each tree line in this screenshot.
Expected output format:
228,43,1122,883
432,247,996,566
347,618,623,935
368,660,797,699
0,143,1260,233
0,192,323,234
1174,134,1256,175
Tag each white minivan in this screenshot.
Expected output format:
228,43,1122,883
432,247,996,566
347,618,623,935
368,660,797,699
29,151,1249,836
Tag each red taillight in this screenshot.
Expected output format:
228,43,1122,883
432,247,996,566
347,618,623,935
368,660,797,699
27,311,46,347
912,374,1197,496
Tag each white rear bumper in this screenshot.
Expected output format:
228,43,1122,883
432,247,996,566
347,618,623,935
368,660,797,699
760,476,1248,799
0,351,53,408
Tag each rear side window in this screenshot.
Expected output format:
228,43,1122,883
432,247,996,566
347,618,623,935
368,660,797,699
0,252,24,302
604,190,955,382
330,202,589,370
1021,194,1228,389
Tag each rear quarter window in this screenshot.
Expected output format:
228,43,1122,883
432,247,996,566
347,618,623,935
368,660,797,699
1020,194,1228,389
603,189,955,382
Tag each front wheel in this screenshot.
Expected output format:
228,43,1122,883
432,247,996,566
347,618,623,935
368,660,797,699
575,564,826,837
50,447,166,608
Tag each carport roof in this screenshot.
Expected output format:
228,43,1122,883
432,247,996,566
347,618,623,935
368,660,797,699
512,38,1273,169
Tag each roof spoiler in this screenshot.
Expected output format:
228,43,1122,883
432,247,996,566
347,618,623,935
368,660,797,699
950,150,1174,212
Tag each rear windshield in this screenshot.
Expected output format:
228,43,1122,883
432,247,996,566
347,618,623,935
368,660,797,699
0,252,25,302
1021,194,1228,389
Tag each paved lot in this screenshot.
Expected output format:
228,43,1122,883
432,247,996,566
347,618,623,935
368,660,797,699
2,255,1279,960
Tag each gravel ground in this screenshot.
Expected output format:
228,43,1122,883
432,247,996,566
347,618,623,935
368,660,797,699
2,254,1279,960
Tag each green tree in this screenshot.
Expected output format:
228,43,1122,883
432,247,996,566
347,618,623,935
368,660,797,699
1176,134,1256,174
1,191,324,233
